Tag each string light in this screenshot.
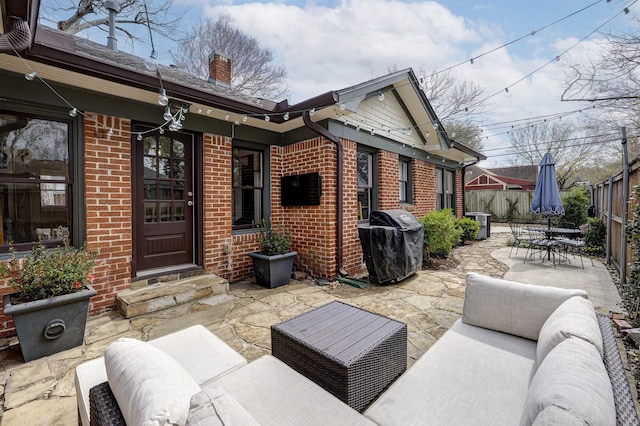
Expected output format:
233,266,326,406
69,108,77,117
283,112,290,120
157,88,168,106
163,106,173,121
225,113,230,120
24,71,36,81
378,92,385,101
309,108,315,116
264,114,270,122
242,115,248,122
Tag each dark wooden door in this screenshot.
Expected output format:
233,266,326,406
134,132,194,271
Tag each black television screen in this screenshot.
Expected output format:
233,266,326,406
281,173,322,206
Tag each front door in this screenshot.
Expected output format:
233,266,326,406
133,131,195,272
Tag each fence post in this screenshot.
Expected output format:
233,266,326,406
607,177,613,265
621,127,629,286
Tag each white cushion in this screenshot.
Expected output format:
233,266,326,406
520,338,615,426
462,273,588,340
105,338,201,426
537,296,603,366
531,405,586,426
186,387,260,426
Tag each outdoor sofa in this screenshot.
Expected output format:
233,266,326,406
75,273,639,425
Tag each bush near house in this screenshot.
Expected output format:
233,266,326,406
420,209,463,258
456,217,480,243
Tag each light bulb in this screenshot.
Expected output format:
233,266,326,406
137,134,143,141
163,107,173,121
144,50,158,71
107,128,114,136
157,89,169,106
207,109,213,115
159,128,164,134
264,114,270,122
370,128,375,135
339,103,346,111
470,58,474,65
225,113,230,121
242,115,248,122
283,112,290,120
25,71,37,81
69,108,77,117
356,125,360,132
378,92,385,101
197,107,202,113
309,108,315,116
407,128,412,135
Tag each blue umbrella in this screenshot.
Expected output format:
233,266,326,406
531,152,565,225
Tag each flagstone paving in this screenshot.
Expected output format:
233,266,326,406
0,227,590,425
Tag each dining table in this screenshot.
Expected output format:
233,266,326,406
524,226,583,261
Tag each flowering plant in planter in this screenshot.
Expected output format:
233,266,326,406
0,234,98,304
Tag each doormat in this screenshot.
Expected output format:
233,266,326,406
334,277,372,289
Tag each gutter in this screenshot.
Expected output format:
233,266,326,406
302,111,348,277
0,17,32,53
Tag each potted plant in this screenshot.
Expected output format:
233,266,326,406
0,233,98,361
247,219,297,288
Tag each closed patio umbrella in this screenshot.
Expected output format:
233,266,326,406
531,152,565,227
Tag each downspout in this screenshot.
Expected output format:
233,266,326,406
302,111,348,277
0,17,32,53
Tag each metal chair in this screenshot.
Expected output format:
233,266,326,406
556,237,593,268
524,228,558,267
508,222,534,258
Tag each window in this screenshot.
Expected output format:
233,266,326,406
232,147,264,229
436,168,455,212
399,158,412,204
0,112,73,250
357,148,377,220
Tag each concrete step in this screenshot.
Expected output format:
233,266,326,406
116,274,229,318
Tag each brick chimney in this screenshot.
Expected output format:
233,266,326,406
208,53,232,88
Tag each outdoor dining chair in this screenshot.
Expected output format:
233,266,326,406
556,237,593,269
524,228,559,267
508,222,534,258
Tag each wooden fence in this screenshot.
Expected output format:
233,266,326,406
464,189,569,223
591,155,640,284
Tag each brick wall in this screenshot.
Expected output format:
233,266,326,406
83,114,133,315
412,158,437,217
378,150,399,210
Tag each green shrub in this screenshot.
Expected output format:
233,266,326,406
456,217,480,243
582,217,606,256
558,187,589,228
420,209,462,257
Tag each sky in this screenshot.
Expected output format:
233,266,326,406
40,0,640,166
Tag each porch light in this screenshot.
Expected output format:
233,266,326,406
24,71,37,81
157,89,169,106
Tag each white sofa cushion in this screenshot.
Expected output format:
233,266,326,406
520,337,615,426
365,320,537,426
462,273,588,340
210,355,375,425
105,337,201,426
536,296,603,366
186,387,260,426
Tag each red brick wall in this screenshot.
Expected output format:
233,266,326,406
83,114,133,314
456,169,464,218
378,150,399,210
341,140,365,276
412,159,437,218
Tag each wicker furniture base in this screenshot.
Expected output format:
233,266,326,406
89,382,125,426
271,300,407,412
597,313,640,426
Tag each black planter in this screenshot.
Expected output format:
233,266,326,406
247,251,297,288
3,285,97,362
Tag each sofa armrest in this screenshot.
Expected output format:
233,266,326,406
462,273,588,340
89,382,126,426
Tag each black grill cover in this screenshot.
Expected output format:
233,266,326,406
358,210,424,284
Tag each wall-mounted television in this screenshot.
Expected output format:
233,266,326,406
281,172,322,206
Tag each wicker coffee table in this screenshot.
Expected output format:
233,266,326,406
271,300,407,412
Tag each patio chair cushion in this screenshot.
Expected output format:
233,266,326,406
520,337,615,426
186,387,259,426
536,296,603,366
105,337,201,426
463,273,588,340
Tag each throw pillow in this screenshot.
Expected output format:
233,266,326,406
520,337,615,426
536,296,603,366
105,337,201,426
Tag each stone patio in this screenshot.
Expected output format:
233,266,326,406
0,226,623,425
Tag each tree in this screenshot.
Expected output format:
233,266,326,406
507,121,596,189
40,0,186,43
170,14,288,100
417,68,486,152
